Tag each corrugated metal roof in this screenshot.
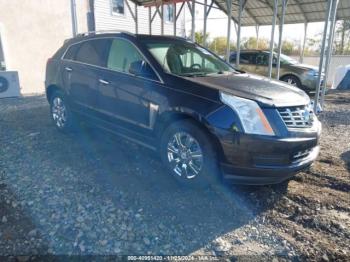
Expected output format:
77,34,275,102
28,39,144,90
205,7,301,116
214,0,350,26
130,0,350,26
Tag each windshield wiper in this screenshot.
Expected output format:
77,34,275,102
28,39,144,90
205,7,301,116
178,72,208,77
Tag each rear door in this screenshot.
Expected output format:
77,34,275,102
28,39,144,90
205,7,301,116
255,52,269,77
62,38,111,115
238,53,256,73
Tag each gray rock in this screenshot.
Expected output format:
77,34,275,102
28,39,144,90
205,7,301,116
28,229,37,237
322,254,329,262
143,237,151,246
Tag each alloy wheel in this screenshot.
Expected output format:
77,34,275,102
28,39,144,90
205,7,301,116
51,97,67,128
167,132,203,179
286,78,297,86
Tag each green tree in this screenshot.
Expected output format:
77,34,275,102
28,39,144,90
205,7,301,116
195,31,210,46
281,40,299,55
335,20,350,54
241,37,269,50
208,37,236,56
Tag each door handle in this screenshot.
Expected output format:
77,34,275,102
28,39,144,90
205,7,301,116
99,79,110,85
65,67,73,72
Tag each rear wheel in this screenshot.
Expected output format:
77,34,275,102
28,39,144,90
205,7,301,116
160,119,220,188
49,91,75,132
281,75,302,88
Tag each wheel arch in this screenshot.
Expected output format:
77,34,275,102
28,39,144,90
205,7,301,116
154,109,225,161
279,73,300,82
46,84,65,103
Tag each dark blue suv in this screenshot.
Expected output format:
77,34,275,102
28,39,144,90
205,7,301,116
45,32,321,187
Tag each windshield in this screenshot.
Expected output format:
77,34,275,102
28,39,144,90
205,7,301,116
279,53,298,65
143,40,235,77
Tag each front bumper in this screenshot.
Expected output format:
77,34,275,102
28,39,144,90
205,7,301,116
214,122,321,185
221,146,319,185
301,75,324,93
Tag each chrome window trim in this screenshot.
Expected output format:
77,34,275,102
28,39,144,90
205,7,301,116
61,36,164,84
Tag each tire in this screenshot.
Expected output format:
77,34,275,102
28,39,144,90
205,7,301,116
49,90,76,132
160,119,220,188
281,75,302,88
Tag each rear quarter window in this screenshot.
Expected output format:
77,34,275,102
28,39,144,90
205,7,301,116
63,44,81,60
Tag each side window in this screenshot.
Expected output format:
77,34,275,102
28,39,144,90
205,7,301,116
240,53,252,64
107,39,143,73
229,54,236,63
249,53,257,65
256,53,268,66
75,39,111,67
63,44,80,60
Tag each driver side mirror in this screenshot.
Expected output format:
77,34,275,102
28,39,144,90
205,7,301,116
129,60,157,80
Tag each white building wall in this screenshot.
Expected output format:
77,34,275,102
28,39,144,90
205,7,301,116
0,0,88,94
94,0,185,36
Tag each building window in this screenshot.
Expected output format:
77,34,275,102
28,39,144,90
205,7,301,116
164,5,174,23
111,0,124,15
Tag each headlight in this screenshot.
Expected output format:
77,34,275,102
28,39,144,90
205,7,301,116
220,92,275,136
307,70,319,77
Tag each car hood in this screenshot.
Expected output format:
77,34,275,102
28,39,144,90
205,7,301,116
288,63,318,71
186,73,310,107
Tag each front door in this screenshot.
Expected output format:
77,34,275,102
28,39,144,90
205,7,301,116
97,38,160,131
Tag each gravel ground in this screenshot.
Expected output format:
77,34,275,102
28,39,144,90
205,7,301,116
0,91,349,260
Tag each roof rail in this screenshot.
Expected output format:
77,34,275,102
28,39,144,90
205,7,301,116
76,30,135,37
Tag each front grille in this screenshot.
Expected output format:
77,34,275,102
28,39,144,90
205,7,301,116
277,105,314,128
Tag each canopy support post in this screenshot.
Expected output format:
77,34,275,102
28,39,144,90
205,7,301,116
321,0,339,107
175,2,186,37
149,7,152,35
173,2,177,36
161,3,164,35
314,0,335,113
70,0,78,36
191,0,196,41
125,0,138,33
226,0,232,63
276,0,288,80
203,0,208,46
135,3,138,34
236,0,245,67
255,25,260,49
300,22,308,63
268,0,278,79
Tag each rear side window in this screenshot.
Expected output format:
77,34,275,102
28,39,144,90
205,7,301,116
74,39,111,67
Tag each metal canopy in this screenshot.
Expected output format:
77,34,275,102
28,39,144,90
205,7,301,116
131,0,350,26
214,0,350,26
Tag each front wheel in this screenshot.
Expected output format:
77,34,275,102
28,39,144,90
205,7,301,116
281,75,302,88
160,120,220,188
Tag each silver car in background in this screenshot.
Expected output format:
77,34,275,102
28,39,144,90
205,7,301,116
230,50,322,94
